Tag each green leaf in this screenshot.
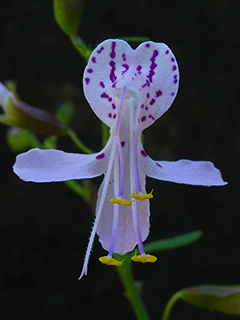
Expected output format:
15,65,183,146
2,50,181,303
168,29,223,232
143,230,203,253
55,101,75,125
6,128,41,152
53,0,85,35
180,285,240,315
121,36,151,43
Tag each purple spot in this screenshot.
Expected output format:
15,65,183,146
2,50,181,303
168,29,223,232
146,50,159,83
141,150,147,157
156,90,162,97
156,162,162,168
121,141,125,147
145,43,150,48
150,99,156,105
137,65,142,74
113,114,116,119
100,81,105,88
146,93,150,98
171,57,175,62
110,41,116,59
122,53,126,61
108,113,112,118
122,64,129,75
142,79,150,88
174,79,178,84
109,60,117,83
112,103,116,109
141,116,146,122
148,114,155,120
85,78,90,85
165,50,169,54
108,97,112,102
87,68,93,73
174,74,177,78
172,65,177,71
101,92,109,99
145,106,148,110
97,47,104,54
91,57,96,63
96,153,105,160
171,92,175,96
141,104,144,108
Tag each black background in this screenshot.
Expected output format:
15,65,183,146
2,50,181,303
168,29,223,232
0,1,239,319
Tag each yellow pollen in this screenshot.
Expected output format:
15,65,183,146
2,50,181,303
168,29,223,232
99,255,124,266
131,250,157,263
130,189,154,201
109,196,134,206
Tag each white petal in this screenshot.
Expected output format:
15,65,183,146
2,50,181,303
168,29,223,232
141,156,227,186
83,39,179,129
13,147,110,182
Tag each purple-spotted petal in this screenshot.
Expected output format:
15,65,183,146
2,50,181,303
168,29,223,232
13,147,111,182
141,157,227,186
83,39,179,129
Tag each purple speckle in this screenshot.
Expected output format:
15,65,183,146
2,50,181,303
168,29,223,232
87,68,93,73
108,113,112,118
121,141,125,147
97,47,104,54
171,57,175,62
100,81,105,88
141,150,147,157
145,43,150,48
110,41,116,59
96,153,105,160
145,106,148,110
112,103,116,109
150,99,156,105
122,64,129,75
146,93,150,98
108,97,112,102
141,104,144,108
101,92,109,99
148,114,155,120
174,79,178,84
141,116,146,122
171,92,175,96
165,50,169,54
172,65,177,71
122,53,126,61
156,162,162,168
91,57,96,63
85,78,90,85
142,79,150,88
109,60,117,83
146,50,158,83
137,65,142,74
156,90,162,97
113,114,116,119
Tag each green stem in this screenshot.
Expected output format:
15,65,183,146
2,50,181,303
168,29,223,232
67,128,93,154
69,33,91,62
161,291,182,320
64,180,86,197
115,253,151,320
101,122,110,147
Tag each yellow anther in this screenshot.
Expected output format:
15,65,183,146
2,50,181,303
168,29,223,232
131,250,157,263
99,255,124,266
130,189,154,201
109,196,134,206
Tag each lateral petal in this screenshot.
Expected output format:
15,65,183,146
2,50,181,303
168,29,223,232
13,145,111,182
141,156,227,186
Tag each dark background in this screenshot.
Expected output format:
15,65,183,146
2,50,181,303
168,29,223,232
0,1,239,319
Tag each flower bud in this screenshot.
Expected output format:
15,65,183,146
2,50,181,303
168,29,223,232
0,82,68,136
53,0,85,35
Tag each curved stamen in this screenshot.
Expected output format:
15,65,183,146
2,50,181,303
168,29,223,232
79,87,126,279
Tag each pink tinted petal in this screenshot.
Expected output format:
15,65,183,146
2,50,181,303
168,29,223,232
141,156,227,186
13,147,110,182
83,39,179,129
0,82,11,105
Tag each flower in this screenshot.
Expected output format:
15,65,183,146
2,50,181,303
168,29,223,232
13,39,227,279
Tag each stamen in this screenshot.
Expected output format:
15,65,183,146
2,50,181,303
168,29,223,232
131,250,157,263
130,189,154,201
99,255,124,266
110,196,134,206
